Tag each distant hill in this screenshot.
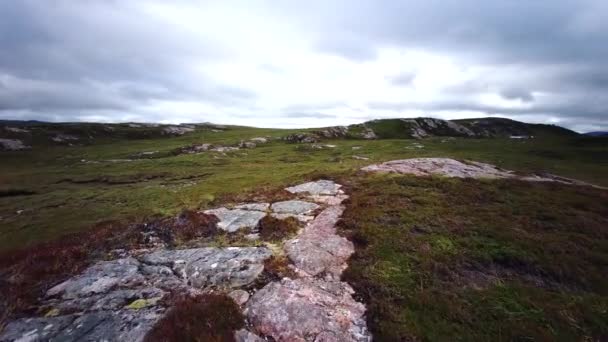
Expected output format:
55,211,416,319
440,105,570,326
342,117,578,140
585,131,608,137
0,117,582,151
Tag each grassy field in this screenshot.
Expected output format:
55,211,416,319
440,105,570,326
340,175,608,341
1,123,607,340
1,126,606,252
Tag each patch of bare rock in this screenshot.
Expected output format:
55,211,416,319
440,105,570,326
0,138,30,151
1,248,271,341
1,180,370,342
362,158,514,178
362,157,607,189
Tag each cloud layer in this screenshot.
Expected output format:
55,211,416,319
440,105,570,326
0,0,606,131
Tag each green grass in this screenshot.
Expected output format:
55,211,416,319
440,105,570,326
1,123,607,340
1,126,606,251
339,175,608,341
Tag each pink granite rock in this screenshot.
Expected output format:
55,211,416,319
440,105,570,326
246,278,370,342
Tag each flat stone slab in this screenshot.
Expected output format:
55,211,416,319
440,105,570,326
362,158,514,178
285,180,342,195
246,278,371,342
285,206,354,278
2,247,273,342
270,200,319,215
47,257,145,300
141,247,272,289
204,208,267,232
1,309,162,342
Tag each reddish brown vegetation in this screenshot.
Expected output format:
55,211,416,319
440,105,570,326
143,210,219,245
0,220,141,326
0,210,220,328
144,294,243,342
257,215,299,241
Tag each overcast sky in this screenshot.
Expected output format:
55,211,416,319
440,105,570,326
1,0,607,131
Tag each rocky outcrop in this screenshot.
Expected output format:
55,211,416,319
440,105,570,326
283,133,319,144
51,134,79,143
362,158,513,178
0,138,30,151
1,309,162,342
1,247,272,342
140,247,272,289
161,125,195,135
3,127,29,133
286,180,342,196
400,118,475,139
362,158,608,189
314,126,349,139
243,180,371,341
1,180,370,342
204,199,323,232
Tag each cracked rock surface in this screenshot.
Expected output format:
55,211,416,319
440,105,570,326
243,180,371,341
285,205,354,278
1,247,271,342
246,278,369,342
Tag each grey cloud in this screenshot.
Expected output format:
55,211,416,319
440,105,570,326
388,72,416,86
315,34,377,61
0,0,251,116
283,0,607,130
500,88,534,103
0,0,606,130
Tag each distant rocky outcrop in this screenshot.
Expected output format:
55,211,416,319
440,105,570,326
282,132,319,143
362,158,607,189
0,138,30,151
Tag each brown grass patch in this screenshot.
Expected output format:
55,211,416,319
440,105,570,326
257,215,299,241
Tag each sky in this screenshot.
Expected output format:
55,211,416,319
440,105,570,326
0,0,607,132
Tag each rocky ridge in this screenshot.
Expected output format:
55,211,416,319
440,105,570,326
0,180,370,342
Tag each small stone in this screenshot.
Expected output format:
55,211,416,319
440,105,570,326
249,137,268,144
234,329,264,342
245,233,260,241
228,290,250,306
